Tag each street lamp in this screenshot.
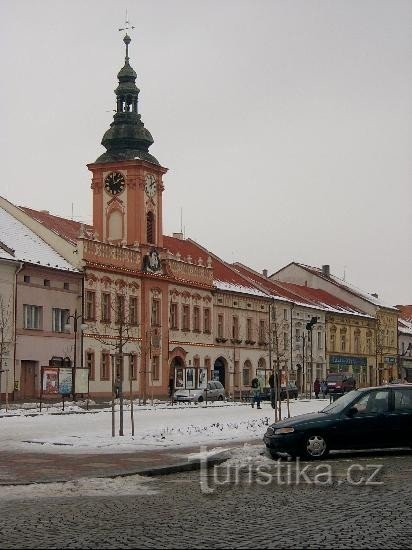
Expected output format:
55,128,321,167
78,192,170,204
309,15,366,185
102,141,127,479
65,309,87,399
306,316,318,398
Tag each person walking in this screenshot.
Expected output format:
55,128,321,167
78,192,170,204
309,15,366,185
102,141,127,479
320,379,327,398
251,376,262,409
268,372,276,409
314,378,320,399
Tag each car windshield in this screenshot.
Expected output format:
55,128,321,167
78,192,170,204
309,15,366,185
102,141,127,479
321,390,360,413
327,374,343,382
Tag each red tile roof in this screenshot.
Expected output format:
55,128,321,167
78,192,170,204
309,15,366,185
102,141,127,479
20,207,93,244
397,305,412,323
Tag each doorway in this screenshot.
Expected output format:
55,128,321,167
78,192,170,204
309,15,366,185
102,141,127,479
21,361,37,399
213,357,227,388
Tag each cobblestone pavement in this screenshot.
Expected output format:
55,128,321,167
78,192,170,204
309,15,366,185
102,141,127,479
0,450,411,549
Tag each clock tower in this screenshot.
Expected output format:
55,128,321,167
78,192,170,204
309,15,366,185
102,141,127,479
87,34,167,249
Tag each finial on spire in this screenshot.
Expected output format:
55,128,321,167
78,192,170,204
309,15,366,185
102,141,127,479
119,10,135,61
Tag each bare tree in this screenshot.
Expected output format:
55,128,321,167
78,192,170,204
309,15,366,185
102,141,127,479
268,303,291,420
0,295,13,403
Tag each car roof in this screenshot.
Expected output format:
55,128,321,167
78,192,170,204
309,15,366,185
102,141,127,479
357,384,412,392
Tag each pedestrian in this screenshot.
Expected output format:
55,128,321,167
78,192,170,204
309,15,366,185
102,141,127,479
314,378,320,399
320,379,327,398
250,376,262,409
268,372,276,409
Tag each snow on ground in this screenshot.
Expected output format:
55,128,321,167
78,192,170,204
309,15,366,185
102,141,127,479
0,399,328,454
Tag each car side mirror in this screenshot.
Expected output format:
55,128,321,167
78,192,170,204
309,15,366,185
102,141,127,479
347,406,358,417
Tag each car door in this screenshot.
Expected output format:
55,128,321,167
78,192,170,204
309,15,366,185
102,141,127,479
339,389,391,450
386,388,412,446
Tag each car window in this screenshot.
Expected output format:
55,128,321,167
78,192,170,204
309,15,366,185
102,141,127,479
215,381,223,389
322,390,360,413
206,383,213,390
393,389,412,412
354,390,389,415
327,374,343,382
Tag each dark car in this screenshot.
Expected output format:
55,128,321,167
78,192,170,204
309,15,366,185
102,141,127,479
326,372,356,394
260,382,298,402
263,385,412,460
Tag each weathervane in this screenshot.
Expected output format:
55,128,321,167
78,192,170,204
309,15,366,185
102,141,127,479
118,9,135,35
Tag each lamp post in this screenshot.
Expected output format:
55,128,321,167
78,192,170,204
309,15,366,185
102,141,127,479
306,316,318,399
65,309,87,399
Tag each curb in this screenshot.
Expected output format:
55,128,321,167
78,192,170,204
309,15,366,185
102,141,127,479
0,449,233,487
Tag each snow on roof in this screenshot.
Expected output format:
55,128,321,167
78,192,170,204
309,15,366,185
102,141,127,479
399,317,412,336
233,262,372,317
0,207,79,272
293,262,396,310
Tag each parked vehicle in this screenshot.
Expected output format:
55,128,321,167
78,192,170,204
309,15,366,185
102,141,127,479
260,382,299,401
173,381,225,403
326,372,356,394
263,385,412,460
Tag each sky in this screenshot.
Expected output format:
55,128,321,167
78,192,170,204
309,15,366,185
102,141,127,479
0,0,411,306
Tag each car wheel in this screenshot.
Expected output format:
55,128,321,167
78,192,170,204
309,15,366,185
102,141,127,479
197,396,204,403
302,434,329,460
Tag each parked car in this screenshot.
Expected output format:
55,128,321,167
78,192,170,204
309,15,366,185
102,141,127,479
260,382,299,401
263,385,412,460
173,381,225,403
326,372,356,394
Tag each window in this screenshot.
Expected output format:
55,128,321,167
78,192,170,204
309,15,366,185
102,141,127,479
151,299,161,326
247,318,252,341
52,308,69,333
330,332,336,351
203,308,211,333
152,356,160,380
217,314,224,338
354,333,360,353
366,335,372,355
193,356,200,368
182,305,190,331
64,282,70,290
341,335,346,352
283,309,288,320
85,291,96,320
283,332,288,352
23,305,42,329
115,355,123,381
129,296,138,325
85,351,95,381
147,211,155,244
232,316,239,339
259,320,265,342
317,331,322,350
393,389,412,412
44,279,50,287
115,294,125,324
193,306,200,332
170,302,178,330
101,352,111,381
24,275,30,284
355,390,389,415
243,367,251,386
101,292,111,322
295,328,301,340
390,331,395,347
129,354,138,381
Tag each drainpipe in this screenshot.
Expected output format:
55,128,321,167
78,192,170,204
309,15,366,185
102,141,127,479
12,262,24,401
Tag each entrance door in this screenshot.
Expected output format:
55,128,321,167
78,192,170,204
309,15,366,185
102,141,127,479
213,358,226,388
21,361,37,399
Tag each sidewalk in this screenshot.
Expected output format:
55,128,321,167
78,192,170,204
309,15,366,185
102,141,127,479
0,439,260,486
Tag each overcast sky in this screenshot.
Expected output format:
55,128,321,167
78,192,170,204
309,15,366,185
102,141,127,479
0,0,411,305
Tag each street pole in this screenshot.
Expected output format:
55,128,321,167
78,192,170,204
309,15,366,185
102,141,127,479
302,332,306,398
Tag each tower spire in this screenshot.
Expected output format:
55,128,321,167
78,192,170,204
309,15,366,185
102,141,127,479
95,16,158,165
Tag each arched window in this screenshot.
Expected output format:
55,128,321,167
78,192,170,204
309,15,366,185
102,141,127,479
147,211,155,244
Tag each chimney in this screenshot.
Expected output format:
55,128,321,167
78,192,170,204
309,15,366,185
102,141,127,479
371,293,379,299
262,269,268,278
322,265,330,277
172,232,183,240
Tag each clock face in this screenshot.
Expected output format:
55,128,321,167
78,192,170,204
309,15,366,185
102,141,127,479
145,174,157,198
104,171,125,195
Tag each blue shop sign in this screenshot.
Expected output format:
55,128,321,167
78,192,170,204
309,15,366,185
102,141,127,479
384,356,396,364
329,355,367,367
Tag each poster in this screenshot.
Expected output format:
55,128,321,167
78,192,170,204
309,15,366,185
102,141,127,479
186,367,195,389
42,368,59,394
59,368,73,395
198,367,208,389
75,368,89,394
175,367,184,388
256,369,267,388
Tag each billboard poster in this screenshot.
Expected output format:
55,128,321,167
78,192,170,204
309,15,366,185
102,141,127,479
256,369,267,388
175,367,184,389
75,368,89,394
59,368,73,395
198,367,208,389
186,367,195,389
42,368,59,395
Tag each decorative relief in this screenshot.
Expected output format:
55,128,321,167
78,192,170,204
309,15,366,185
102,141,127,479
83,239,141,270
